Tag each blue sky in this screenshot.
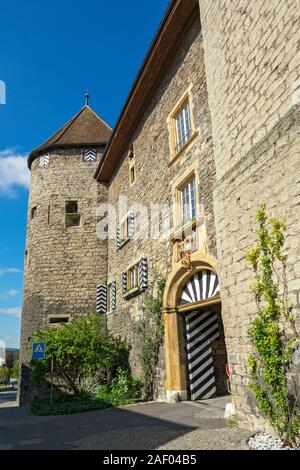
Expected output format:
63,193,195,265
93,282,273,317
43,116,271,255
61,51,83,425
0,0,169,349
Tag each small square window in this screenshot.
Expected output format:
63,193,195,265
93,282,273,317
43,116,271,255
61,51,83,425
66,201,78,214
65,214,81,228
48,315,70,326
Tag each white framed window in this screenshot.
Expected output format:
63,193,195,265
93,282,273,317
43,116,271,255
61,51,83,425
175,100,192,152
127,264,139,290
120,216,129,241
180,177,196,224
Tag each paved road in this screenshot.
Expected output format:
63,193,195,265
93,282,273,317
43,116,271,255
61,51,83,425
0,398,250,450
0,390,17,408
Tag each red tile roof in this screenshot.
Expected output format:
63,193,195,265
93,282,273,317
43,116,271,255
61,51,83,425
28,105,112,169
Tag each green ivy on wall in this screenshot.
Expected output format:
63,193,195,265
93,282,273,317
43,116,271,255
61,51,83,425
246,203,300,446
138,277,166,400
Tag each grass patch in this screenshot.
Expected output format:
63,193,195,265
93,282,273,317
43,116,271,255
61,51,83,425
30,394,114,416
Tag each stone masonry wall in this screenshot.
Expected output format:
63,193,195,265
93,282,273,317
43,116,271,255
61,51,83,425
20,147,108,402
106,16,217,398
199,0,300,431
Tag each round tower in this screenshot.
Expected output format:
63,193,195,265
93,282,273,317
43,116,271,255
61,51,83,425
19,102,112,403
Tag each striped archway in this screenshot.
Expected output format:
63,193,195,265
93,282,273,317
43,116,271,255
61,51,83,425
180,269,220,305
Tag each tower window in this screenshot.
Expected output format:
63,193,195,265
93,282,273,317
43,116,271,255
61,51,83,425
128,145,136,187
66,201,78,214
31,206,37,220
48,315,70,326
65,201,81,228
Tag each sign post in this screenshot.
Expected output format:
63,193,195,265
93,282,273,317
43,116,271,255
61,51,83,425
50,355,54,406
32,343,54,405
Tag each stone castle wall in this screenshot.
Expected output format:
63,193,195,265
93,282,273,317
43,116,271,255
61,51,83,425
105,16,217,397
20,147,108,402
199,0,300,430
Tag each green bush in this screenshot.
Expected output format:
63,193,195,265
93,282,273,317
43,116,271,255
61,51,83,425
96,368,142,406
30,314,129,395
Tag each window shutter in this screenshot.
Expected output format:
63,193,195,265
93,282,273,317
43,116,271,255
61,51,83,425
111,280,116,310
122,272,127,295
139,257,148,290
116,226,121,251
96,284,107,314
128,211,135,238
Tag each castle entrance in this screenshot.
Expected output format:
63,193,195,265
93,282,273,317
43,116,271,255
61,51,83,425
163,258,229,402
179,270,228,400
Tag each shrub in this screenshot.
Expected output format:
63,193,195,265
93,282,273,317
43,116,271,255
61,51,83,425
96,368,142,406
30,314,129,395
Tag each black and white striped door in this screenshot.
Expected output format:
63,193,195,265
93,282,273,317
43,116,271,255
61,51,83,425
185,310,220,400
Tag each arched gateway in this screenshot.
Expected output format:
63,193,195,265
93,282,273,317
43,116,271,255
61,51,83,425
162,254,228,402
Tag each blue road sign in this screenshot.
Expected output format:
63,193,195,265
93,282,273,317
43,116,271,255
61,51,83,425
32,342,46,360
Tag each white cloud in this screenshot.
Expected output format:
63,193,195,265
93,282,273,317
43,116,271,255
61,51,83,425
0,268,22,276
7,289,19,297
0,306,21,317
0,148,30,196
0,289,19,300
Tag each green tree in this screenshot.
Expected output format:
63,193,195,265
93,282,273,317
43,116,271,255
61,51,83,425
30,314,129,395
246,204,300,446
0,366,10,384
10,361,20,379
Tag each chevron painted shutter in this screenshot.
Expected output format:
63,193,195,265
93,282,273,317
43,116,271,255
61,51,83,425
96,284,107,314
180,270,219,305
128,211,135,238
111,280,116,310
185,310,220,400
83,148,97,162
139,257,148,290
116,226,121,251
39,154,49,167
122,272,127,294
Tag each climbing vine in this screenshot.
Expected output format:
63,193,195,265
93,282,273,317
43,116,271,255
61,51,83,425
138,277,166,400
246,204,300,446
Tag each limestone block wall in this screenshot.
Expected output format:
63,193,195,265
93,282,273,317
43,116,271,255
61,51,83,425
20,147,108,401
105,17,216,396
199,0,300,430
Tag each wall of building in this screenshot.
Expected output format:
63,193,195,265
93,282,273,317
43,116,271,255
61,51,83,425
105,16,217,397
199,0,300,430
20,147,108,402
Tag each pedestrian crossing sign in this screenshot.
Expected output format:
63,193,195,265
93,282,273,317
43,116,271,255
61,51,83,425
32,342,46,360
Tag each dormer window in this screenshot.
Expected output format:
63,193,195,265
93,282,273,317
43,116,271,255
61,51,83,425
83,148,97,162
65,201,81,228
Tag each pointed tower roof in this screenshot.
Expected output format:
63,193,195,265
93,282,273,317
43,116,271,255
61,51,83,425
28,105,112,169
